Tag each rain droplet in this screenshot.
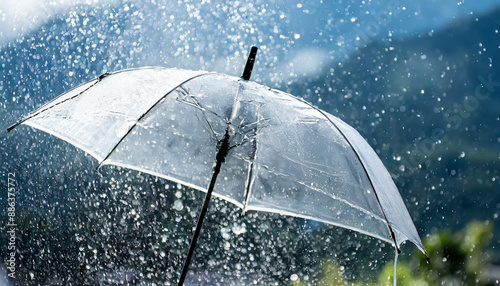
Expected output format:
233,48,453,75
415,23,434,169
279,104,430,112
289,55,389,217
173,199,183,211
232,223,247,235
221,227,231,240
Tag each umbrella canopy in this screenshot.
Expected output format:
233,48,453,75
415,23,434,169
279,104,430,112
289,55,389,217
8,51,428,283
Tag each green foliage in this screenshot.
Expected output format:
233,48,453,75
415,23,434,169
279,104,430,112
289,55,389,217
390,220,493,286
304,221,494,286
377,261,427,286
416,221,494,285
292,260,345,286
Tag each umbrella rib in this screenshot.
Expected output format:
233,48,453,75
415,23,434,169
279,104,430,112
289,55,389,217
175,95,224,139
176,93,225,121
7,67,165,132
7,73,109,132
194,112,219,144
290,97,401,252
96,73,211,168
229,82,260,212
242,108,261,213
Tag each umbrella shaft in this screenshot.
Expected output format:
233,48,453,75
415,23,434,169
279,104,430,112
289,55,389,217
178,129,230,286
178,159,222,286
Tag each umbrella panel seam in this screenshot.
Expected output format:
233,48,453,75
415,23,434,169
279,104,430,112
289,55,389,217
97,72,212,167
267,88,401,249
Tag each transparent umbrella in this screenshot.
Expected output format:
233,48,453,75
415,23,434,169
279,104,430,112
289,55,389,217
7,47,428,285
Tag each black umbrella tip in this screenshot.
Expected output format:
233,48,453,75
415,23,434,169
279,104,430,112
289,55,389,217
7,122,19,132
241,46,258,81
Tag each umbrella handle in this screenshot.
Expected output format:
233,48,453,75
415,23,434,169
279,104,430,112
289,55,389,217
177,129,231,286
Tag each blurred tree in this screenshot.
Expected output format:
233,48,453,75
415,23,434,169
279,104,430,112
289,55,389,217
376,261,427,286
381,220,494,286
300,220,494,286
292,260,345,286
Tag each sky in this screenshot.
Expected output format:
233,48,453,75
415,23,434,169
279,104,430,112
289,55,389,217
1,0,500,47
1,0,500,90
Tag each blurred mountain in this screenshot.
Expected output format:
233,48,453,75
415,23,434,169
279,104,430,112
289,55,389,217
294,7,500,248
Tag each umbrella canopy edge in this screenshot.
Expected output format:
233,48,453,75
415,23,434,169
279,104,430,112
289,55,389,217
268,87,426,256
